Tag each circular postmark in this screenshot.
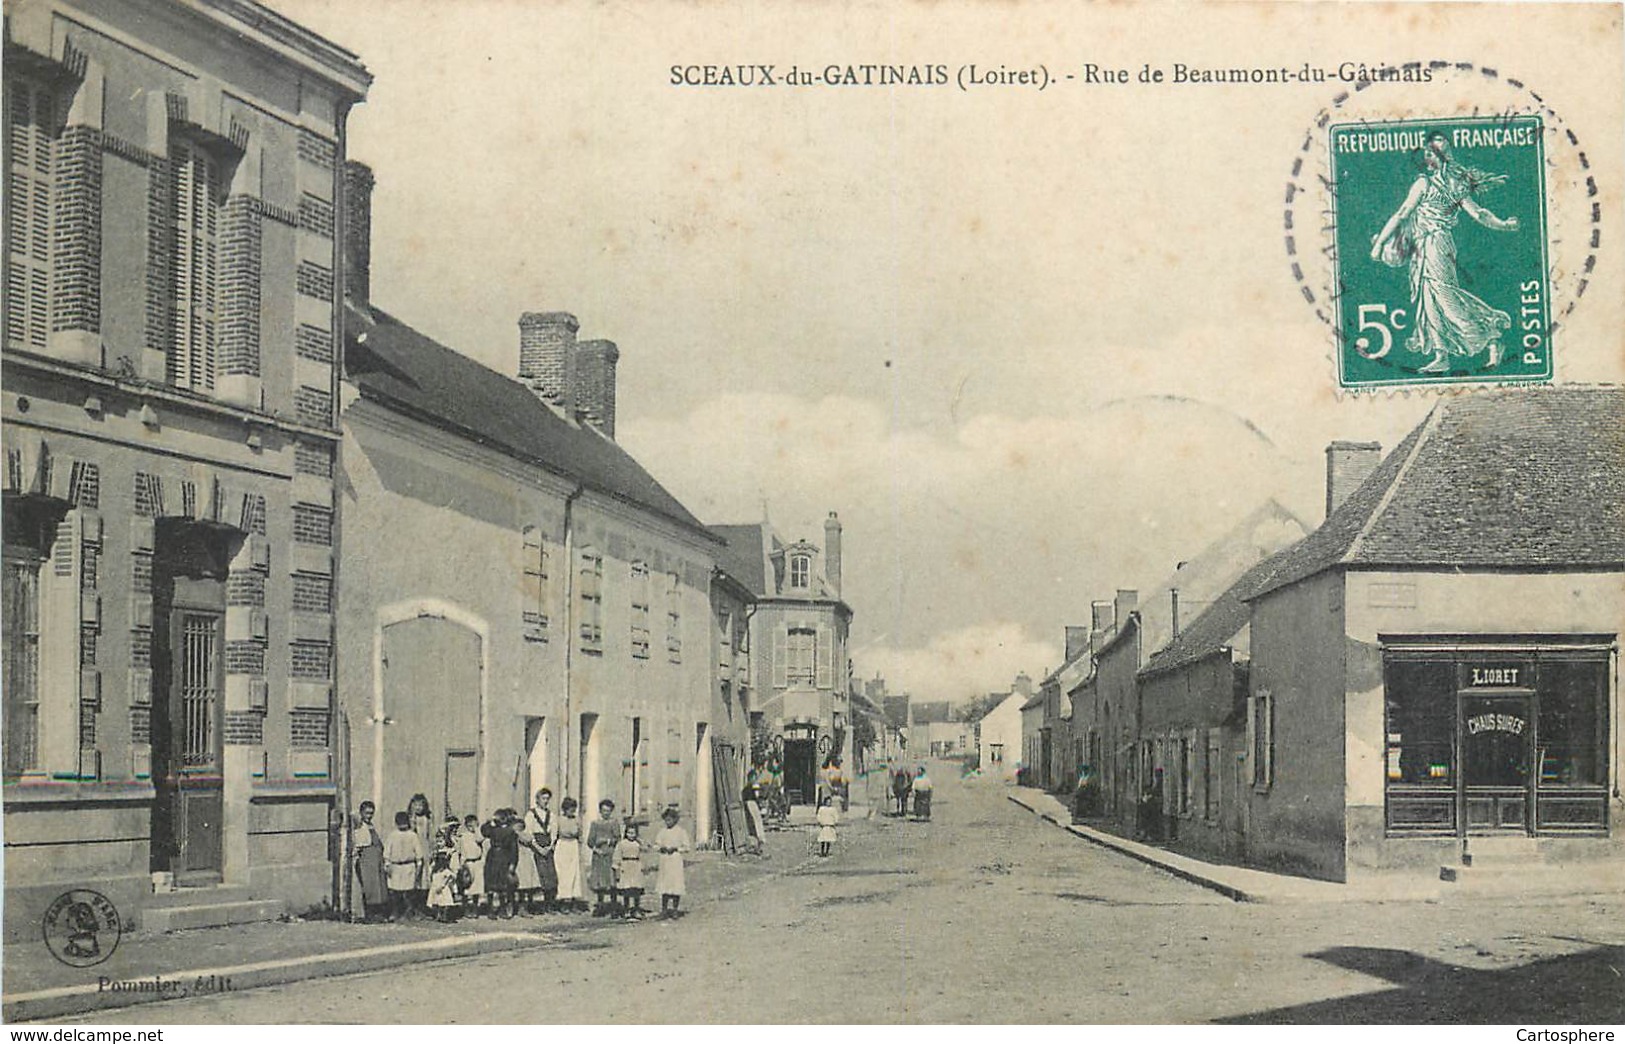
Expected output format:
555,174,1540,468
42,889,122,967
1282,62,1604,393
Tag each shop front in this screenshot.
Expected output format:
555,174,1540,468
1382,638,1614,839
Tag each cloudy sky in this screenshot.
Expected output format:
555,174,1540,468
279,1,1623,702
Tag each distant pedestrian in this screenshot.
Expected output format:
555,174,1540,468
481,808,521,919
351,801,386,922
654,806,689,918
384,811,423,922
614,820,648,919
407,793,434,914
456,814,486,915
912,766,934,821
891,765,913,817
587,799,621,917
815,795,839,856
554,798,585,911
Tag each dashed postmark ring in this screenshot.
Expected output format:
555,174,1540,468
1284,62,1603,394
42,889,123,967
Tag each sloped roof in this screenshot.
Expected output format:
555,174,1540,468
1139,548,1291,678
344,302,715,542
710,524,769,596
1020,693,1046,711
1250,386,1625,600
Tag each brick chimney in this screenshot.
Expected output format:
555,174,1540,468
1325,441,1383,517
823,511,842,597
1112,589,1138,629
1012,671,1034,697
518,312,578,412
574,338,619,437
1064,626,1090,664
342,160,374,306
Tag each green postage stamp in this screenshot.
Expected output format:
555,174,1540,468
1329,115,1551,389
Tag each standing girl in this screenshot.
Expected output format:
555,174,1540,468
407,793,434,915
586,799,621,917
481,808,520,919
553,798,585,912
654,806,690,919
614,820,648,920
351,801,386,923
456,813,486,916
816,795,840,857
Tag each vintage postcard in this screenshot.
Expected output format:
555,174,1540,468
1,0,1622,1029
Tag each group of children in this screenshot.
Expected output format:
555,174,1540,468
352,789,692,924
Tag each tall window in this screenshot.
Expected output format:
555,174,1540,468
3,501,58,778
578,547,603,652
520,526,548,642
1383,660,1454,786
789,554,809,589
1204,730,1222,821
786,627,816,685
4,76,56,351
629,561,650,659
1538,661,1608,787
665,573,681,663
1249,689,1273,788
169,138,221,392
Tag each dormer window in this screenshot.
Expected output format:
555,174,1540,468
789,553,810,590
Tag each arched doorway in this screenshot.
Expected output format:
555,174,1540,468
379,613,482,820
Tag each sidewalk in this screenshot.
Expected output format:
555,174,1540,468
1009,786,1625,905
3,834,792,1023
1008,787,1445,904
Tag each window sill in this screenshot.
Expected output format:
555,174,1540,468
3,779,157,805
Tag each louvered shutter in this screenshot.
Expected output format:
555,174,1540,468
772,625,788,689
6,80,53,350
815,625,833,689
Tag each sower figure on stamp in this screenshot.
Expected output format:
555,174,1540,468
1370,132,1520,372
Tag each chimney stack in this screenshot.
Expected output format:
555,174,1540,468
1064,626,1090,664
1091,600,1113,632
574,338,619,438
1012,672,1034,697
823,511,843,597
1112,589,1138,630
518,312,579,413
1325,441,1383,517
342,160,374,306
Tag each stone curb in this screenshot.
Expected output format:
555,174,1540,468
4,930,548,1023
1007,791,1256,902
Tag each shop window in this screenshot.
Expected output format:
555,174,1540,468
1384,660,1455,786
1538,661,1608,787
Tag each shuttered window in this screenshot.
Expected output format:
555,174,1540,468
665,573,681,663
815,625,833,689
4,76,56,352
578,548,603,652
786,627,815,686
169,138,220,393
521,525,548,641
630,561,650,659
2,545,42,776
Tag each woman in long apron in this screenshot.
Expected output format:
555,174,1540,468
553,797,585,911
351,801,386,922
521,789,559,912
587,799,622,916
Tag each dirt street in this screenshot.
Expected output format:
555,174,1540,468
88,762,1625,1023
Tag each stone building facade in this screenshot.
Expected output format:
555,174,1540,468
714,516,852,806
2,0,369,937
337,169,724,884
